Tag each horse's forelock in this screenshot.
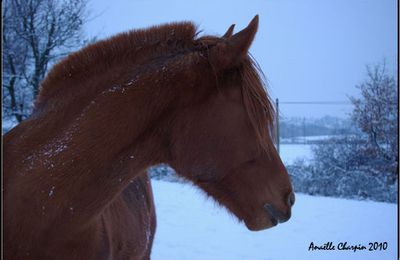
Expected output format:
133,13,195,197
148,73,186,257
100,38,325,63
194,34,276,154
241,56,276,154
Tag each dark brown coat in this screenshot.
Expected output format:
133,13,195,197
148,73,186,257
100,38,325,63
4,16,294,259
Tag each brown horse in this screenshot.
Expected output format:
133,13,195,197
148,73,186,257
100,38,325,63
4,15,294,259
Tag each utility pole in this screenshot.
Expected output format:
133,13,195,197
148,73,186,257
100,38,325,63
303,117,306,144
275,98,280,155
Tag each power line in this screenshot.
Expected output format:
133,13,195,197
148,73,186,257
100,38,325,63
279,101,398,105
280,101,352,105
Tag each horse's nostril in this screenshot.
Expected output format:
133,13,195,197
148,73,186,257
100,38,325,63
288,192,295,207
264,204,291,224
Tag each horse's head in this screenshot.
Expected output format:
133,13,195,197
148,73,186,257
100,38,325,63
168,16,294,231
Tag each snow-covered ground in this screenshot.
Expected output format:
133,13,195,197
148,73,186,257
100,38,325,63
281,135,342,144
279,144,312,165
151,180,397,260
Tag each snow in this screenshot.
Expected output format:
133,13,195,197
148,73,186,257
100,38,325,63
48,186,55,197
302,135,340,141
151,180,397,260
280,144,313,164
281,135,343,143
2,118,17,134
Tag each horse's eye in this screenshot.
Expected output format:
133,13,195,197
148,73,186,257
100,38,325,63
244,159,257,165
196,177,218,184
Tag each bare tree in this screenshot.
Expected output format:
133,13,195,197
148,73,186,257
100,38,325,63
350,61,398,175
3,1,30,122
2,0,88,123
297,61,399,202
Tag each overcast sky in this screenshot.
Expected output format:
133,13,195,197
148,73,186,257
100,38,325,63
85,0,397,118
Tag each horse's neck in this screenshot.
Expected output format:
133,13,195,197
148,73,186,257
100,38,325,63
4,71,172,236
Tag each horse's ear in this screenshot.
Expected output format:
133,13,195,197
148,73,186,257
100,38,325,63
222,24,235,38
210,15,259,70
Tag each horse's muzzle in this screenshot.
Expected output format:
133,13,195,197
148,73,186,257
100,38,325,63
264,192,295,225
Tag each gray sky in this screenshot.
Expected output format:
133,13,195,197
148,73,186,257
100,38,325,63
85,0,397,118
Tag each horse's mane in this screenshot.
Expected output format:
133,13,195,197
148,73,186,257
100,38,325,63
38,22,198,106
37,21,275,151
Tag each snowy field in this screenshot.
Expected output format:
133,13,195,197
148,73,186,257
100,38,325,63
151,180,397,260
279,144,313,165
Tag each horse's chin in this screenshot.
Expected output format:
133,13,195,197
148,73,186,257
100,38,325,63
243,213,278,231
